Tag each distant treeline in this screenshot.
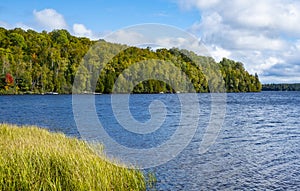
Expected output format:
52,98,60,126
262,83,300,91
0,27,261,94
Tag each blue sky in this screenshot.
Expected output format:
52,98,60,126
1,0,300,83
0,0,199,33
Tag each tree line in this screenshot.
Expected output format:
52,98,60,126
262,83,300,91
0,27,261,94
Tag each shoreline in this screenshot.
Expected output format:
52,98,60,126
0,123,148,190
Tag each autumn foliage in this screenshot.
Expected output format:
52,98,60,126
5,73,14,85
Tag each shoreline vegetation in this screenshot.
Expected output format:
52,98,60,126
0,124,149,190
262,83,300,91
0,27,261,95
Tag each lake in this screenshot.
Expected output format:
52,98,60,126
0,92,299,190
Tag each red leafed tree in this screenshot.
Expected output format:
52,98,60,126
5,73,14,86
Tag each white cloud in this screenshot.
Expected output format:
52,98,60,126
32,9,101,40
72,24,100,40
178,0,300,83
220,1,300,36
33,9,67,30
2,8,101,41
208,45,231,62
233,33,287,51
260,57,284,71
186,0,300,37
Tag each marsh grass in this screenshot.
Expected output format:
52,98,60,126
0,124,146,190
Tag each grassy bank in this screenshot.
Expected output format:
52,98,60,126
0,124,146,190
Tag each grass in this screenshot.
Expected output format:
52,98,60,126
0,123,146,191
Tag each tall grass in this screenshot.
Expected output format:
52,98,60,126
0,124,146,190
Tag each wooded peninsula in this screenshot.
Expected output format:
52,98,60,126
0,27,261,94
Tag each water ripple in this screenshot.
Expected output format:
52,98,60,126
0,92,299,190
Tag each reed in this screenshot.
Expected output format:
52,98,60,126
0,124,146,190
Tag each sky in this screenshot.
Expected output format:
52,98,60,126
1,0,300,83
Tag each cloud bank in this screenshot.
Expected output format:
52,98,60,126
178,0,300,83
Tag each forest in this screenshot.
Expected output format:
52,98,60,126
262,83,300,91
0,27,261,94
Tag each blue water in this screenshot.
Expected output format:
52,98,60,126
0,92,299,190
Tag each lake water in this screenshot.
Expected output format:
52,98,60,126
0,92,299,190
